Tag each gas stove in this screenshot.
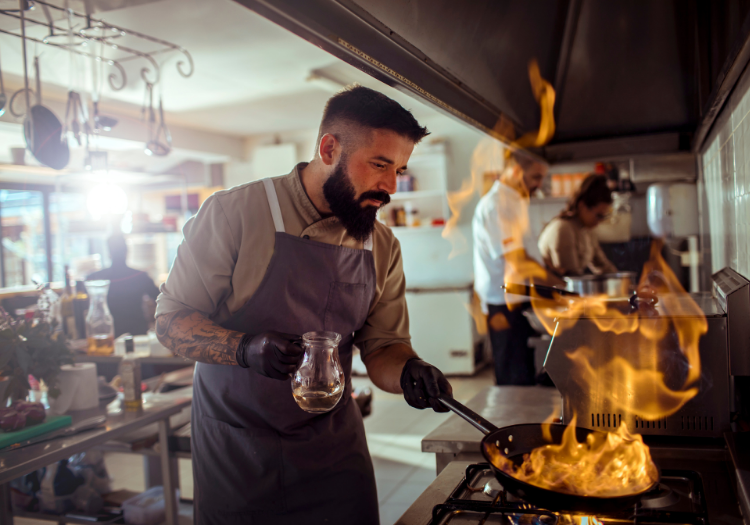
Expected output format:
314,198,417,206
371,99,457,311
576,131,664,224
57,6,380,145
428,463,710,525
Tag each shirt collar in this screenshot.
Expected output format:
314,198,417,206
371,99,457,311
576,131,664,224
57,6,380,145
287,162,323,225
285,163,350,237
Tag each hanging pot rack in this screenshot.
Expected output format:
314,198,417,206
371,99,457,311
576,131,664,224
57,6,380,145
0,0,193,92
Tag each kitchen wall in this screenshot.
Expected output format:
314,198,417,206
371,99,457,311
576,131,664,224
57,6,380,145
701,59,750,280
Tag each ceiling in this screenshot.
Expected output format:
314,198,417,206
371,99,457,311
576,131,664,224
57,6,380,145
0,0,383,137
234,0,750,160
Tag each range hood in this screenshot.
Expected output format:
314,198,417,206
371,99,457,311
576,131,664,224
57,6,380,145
234,0,750,161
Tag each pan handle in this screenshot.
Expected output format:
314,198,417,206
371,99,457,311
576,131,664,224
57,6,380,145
438,394,499,435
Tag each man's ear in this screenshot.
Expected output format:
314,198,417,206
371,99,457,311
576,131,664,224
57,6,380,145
319,133,340,166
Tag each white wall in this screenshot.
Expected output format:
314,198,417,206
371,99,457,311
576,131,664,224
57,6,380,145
224,129,318,188
701,52,750,278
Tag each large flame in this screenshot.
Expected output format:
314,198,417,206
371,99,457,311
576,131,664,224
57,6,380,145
486,417,658,497
443,59,556,257
528,240,705,420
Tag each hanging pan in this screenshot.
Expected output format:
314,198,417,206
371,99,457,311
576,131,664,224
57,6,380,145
24,56,69,170
437,395,661,513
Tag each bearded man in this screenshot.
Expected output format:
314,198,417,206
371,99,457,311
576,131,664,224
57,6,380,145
154,86,453,525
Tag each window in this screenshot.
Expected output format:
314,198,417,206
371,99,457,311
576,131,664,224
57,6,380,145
0,190,48,286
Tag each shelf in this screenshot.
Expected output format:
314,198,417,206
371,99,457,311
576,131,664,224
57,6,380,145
390,225,445,232
390,190,445,200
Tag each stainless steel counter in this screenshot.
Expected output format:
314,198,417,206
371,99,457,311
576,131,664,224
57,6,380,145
0,388,192,524
396,461,472,525
422,386,561,473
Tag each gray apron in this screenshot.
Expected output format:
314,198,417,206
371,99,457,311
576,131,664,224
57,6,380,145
192,178,379,525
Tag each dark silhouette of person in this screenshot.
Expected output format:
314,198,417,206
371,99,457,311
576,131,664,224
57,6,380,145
87,235,160,337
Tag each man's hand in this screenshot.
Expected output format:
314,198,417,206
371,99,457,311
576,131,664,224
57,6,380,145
238,332,303,380
400,358,453,412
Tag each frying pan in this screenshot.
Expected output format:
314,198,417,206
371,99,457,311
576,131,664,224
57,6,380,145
19,0,68,171
24,57,70,170
437,395,661,513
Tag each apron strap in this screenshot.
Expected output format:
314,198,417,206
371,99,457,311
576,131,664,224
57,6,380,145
262,178,286,233
364,236,373,251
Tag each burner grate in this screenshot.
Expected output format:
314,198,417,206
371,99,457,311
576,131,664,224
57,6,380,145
429,464,708,525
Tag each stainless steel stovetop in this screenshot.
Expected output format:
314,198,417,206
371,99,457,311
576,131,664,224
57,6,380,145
427,463,712,525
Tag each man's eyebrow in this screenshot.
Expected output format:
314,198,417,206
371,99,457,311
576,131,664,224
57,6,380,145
372,155,408,170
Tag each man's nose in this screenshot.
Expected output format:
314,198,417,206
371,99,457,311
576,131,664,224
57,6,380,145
379,168,398,194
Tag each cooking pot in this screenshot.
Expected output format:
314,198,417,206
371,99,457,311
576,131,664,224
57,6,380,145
564,272,635,298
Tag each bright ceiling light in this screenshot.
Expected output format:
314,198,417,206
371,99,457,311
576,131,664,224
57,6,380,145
87,183,128,219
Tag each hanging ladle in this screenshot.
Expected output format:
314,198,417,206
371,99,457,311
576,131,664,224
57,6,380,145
0,48,6,117
143,83,171,156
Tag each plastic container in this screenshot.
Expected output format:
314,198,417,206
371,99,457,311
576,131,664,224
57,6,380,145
122,486,178,525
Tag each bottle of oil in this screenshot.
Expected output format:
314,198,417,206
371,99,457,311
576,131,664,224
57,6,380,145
60,266,77,338
120,336,142,411
73,280,89,342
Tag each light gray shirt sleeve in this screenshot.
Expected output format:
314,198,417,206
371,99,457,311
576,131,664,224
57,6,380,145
155,194,239,319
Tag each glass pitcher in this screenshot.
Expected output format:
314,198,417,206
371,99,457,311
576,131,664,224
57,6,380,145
291,331,344,413
85,280,115,355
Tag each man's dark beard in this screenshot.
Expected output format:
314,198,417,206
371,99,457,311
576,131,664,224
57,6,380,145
322,161,391,242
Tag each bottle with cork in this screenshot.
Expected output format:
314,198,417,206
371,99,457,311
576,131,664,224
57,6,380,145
119,336,143,411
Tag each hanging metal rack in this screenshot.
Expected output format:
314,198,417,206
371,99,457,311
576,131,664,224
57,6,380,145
0,0,193,91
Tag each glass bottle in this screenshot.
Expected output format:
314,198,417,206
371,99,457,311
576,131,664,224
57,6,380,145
61,266,76,338
119,336,143,411
291,331,344,413
85,280,114,355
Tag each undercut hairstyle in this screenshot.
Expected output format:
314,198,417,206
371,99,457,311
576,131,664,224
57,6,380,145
317,85,429,152
507,151,544,173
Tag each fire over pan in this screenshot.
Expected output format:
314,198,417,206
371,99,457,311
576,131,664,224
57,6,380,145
438,395,661,513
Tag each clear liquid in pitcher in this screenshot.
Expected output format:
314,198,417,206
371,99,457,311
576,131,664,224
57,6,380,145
292,331,344,414
292,384,344,413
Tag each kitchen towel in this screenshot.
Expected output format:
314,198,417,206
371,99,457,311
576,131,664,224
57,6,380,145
49,363,99,415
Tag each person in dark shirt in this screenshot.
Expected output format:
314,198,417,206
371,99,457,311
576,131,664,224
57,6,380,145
87,235,160,337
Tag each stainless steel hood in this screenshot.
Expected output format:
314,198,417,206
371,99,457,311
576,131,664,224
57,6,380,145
234,0,750,161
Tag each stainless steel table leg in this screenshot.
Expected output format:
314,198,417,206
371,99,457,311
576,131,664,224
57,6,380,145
158,418,179,525
143,455,162,488
0,482,13,524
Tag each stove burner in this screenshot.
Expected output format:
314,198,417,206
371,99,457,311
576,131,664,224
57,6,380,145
430,464,709,525
639,482,680,509
482,478,503,499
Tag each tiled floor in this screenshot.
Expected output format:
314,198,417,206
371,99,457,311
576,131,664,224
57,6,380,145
16,368,494,525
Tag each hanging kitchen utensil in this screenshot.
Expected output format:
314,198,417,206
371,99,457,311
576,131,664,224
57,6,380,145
90,30,117,133
437,394,662,513
63,91,83,146
23,56,70,170
144,83,171,156
0,48,6,117
93,100,117,132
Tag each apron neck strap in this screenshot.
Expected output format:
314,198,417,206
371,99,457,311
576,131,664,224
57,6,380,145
262,178,286,233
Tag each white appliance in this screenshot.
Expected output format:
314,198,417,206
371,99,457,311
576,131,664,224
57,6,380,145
646,182,701,292
405,286,489,375
646,183,699,238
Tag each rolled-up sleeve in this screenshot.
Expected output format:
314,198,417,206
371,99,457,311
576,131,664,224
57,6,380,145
155,195,238,319
354,236,411,358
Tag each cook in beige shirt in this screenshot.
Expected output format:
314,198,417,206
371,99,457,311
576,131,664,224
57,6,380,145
538,216,617,276
537,173,617,276
155,163,410,357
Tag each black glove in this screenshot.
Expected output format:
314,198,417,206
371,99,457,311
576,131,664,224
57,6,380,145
400,358,453,412
236,332,303,380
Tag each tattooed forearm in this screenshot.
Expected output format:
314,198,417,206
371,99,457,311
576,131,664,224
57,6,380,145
155,310,242,365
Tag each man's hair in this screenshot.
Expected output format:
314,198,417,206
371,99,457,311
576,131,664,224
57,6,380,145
317,85,429,150
506,150,544,173
107,234,128,263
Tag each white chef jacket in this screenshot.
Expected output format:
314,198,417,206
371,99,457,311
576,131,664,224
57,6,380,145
472,180,543,311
